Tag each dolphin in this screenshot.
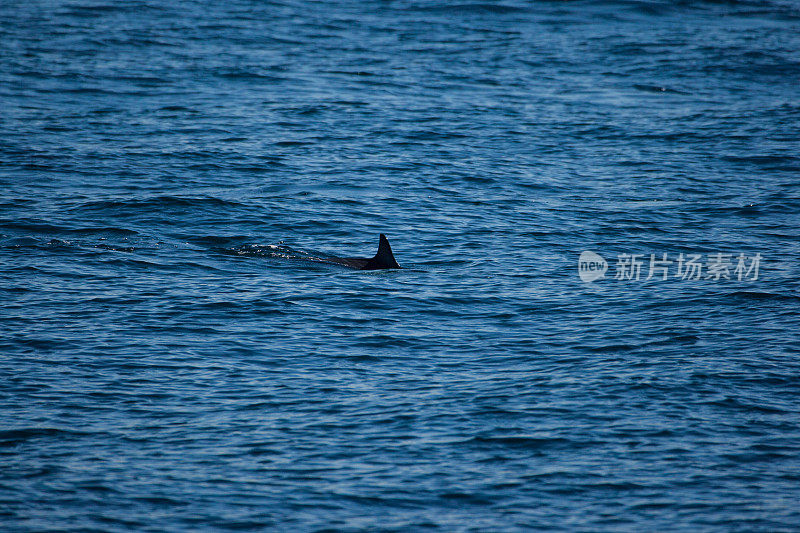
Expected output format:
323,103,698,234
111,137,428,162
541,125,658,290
324,234,401,270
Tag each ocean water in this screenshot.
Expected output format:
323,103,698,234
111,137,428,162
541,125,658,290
2,0,800,530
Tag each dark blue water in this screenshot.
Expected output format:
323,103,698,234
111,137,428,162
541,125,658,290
2,0,800,530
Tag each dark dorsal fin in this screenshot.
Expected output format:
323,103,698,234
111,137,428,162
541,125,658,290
362,234,401,270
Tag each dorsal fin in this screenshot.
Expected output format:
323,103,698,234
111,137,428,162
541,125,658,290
363,234,401,270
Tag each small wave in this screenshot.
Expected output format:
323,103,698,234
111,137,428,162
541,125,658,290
586,343,637,353
633,83,687,94
0,220,62,234
408,3,530,15
233,162,287,171
0,427,93,446
94,243,136,252
72,226,139,236
721,154,799,171
404,130,469,141
0,222,140,238
702,396,788,414
326,70,378,77
133,496,186,507
188,235,255,247
223,243,297,258
72,195,250,213
465,435,572,449
214,69,287,83
157,105,197,113
274,140,314,146
728,291,800,302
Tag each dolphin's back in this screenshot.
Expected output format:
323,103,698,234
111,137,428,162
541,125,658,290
362,234,400,270
327,257,369,269
323,234,400,270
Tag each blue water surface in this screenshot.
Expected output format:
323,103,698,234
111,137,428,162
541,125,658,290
2,0,800,531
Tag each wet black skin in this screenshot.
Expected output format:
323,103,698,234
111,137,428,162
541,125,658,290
325,234,401,270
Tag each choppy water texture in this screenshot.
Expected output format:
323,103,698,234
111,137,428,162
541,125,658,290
2,0,800,531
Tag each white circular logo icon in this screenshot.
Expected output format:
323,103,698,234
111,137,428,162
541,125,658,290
578,251,607,282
